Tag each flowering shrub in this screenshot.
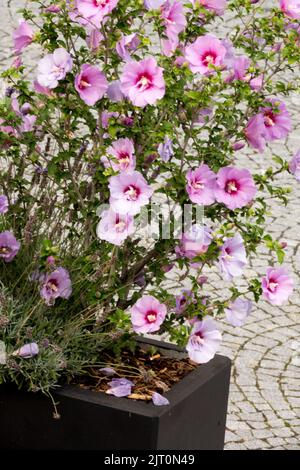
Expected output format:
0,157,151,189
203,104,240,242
0,0,298,395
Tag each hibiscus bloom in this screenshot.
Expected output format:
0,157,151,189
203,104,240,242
120,57,165,107
219,233,247,278
75,64,108,106
13,20,34,54
161,0,187,56
130,295,167,333
185,34,226,75
158,136,173,162
186,316,222,364
96,208,135,245
40,267,72,305
0,231,20,262
260,99,291,142
186,164,216,206
262,266,294,306
37,48,73,89
289,150,300,181
225,298,252,327
280,0,300,19
0,195,9,214
116,33,140,61
244,113,266,152
215,166,257,210
76,0,119,26
193,0,227,15
101,138,135,172
176,224,212,260
109,171,153,215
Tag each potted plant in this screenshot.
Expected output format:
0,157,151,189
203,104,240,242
0,0,298,450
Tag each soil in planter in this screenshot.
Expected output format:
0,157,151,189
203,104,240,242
72,344,197,402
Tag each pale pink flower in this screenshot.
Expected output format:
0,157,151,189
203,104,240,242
244,113,266,152
161,1,186,56
33,80,52,96
107,80,124,102
219,233,247,278
176,224,212,260
96,208,135,245
144,0,166,8
120,57,165,107
262,266,294,305
0,195,9,214
40,267,72,305
13,20,34,54
101,138,135,172
289,150,300,181
193,0,227,15
37,48,73,89
0,231,20,262
86,28,103,51
76,0,119,26
75,64,107,106
109,171,153,215
186,164,216,206
260,99,291,142
186,316,222,364
280,0,300,19
215,166,257,210
12,343,39,359
116,33,140,61
130,295,167,333
225,298,252,327
185,34,226,75
250,75,263,91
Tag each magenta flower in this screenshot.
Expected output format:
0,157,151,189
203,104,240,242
13,20,34,54
96,208,135,245
0,231,20,262
195,0,227,15
161,1,186,55
75,64,108,106
225,298,252,327
244,113,266,152
101,138,135,172
250,75,263,91
289,150,300,181
260,100,291,142
215,166,257,210
130,295,167,334
37,48,73,89
176,224,212,260
40,267,72,305
12,343,39,359
230,55,250,81
219,233,247,278
185,34,226,75
109,171,153,215
186,316,222,364
0,195,9,214
116,33,140,61
262,267,294,306
280,0,300,18
76,0,119,26
107,378,133,397
186,164,216,206
120,57,165,107
152,392,170,406
158,136,173,162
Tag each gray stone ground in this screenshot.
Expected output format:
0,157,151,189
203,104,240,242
1,0,299,450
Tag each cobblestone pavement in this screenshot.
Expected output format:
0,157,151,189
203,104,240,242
1,0,299,450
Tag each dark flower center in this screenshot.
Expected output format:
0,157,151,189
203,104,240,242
0,246,10,254
136,72,152,91
47,279,58,293
264,111,276,127
225,179,239,194
201,51,217,67
79,75,91,90
146,310,157,323
267,278,278,292
124,185,140,201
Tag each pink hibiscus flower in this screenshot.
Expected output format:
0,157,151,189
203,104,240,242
185,34,226,75
130,295,167,333
76,0,119,26
176,224,212,260
161,1,186,56
75,64,108,106
225,298,252,327
260,99,291,142
13,20,34,54
192,0,227,15
186,164,216,206
96,208,135,245
101,138,135,172
37,48,73,89
109,170,153,215
280,0,300,19
262,266,294,306
244,114,266,152
120,57,165,107
219,233,247,278
215,166,257,210
289,150,300,181
186,316,222,364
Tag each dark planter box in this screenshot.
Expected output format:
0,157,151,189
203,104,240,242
0,338,231,450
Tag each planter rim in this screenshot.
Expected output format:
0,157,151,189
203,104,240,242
55,338,231,419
